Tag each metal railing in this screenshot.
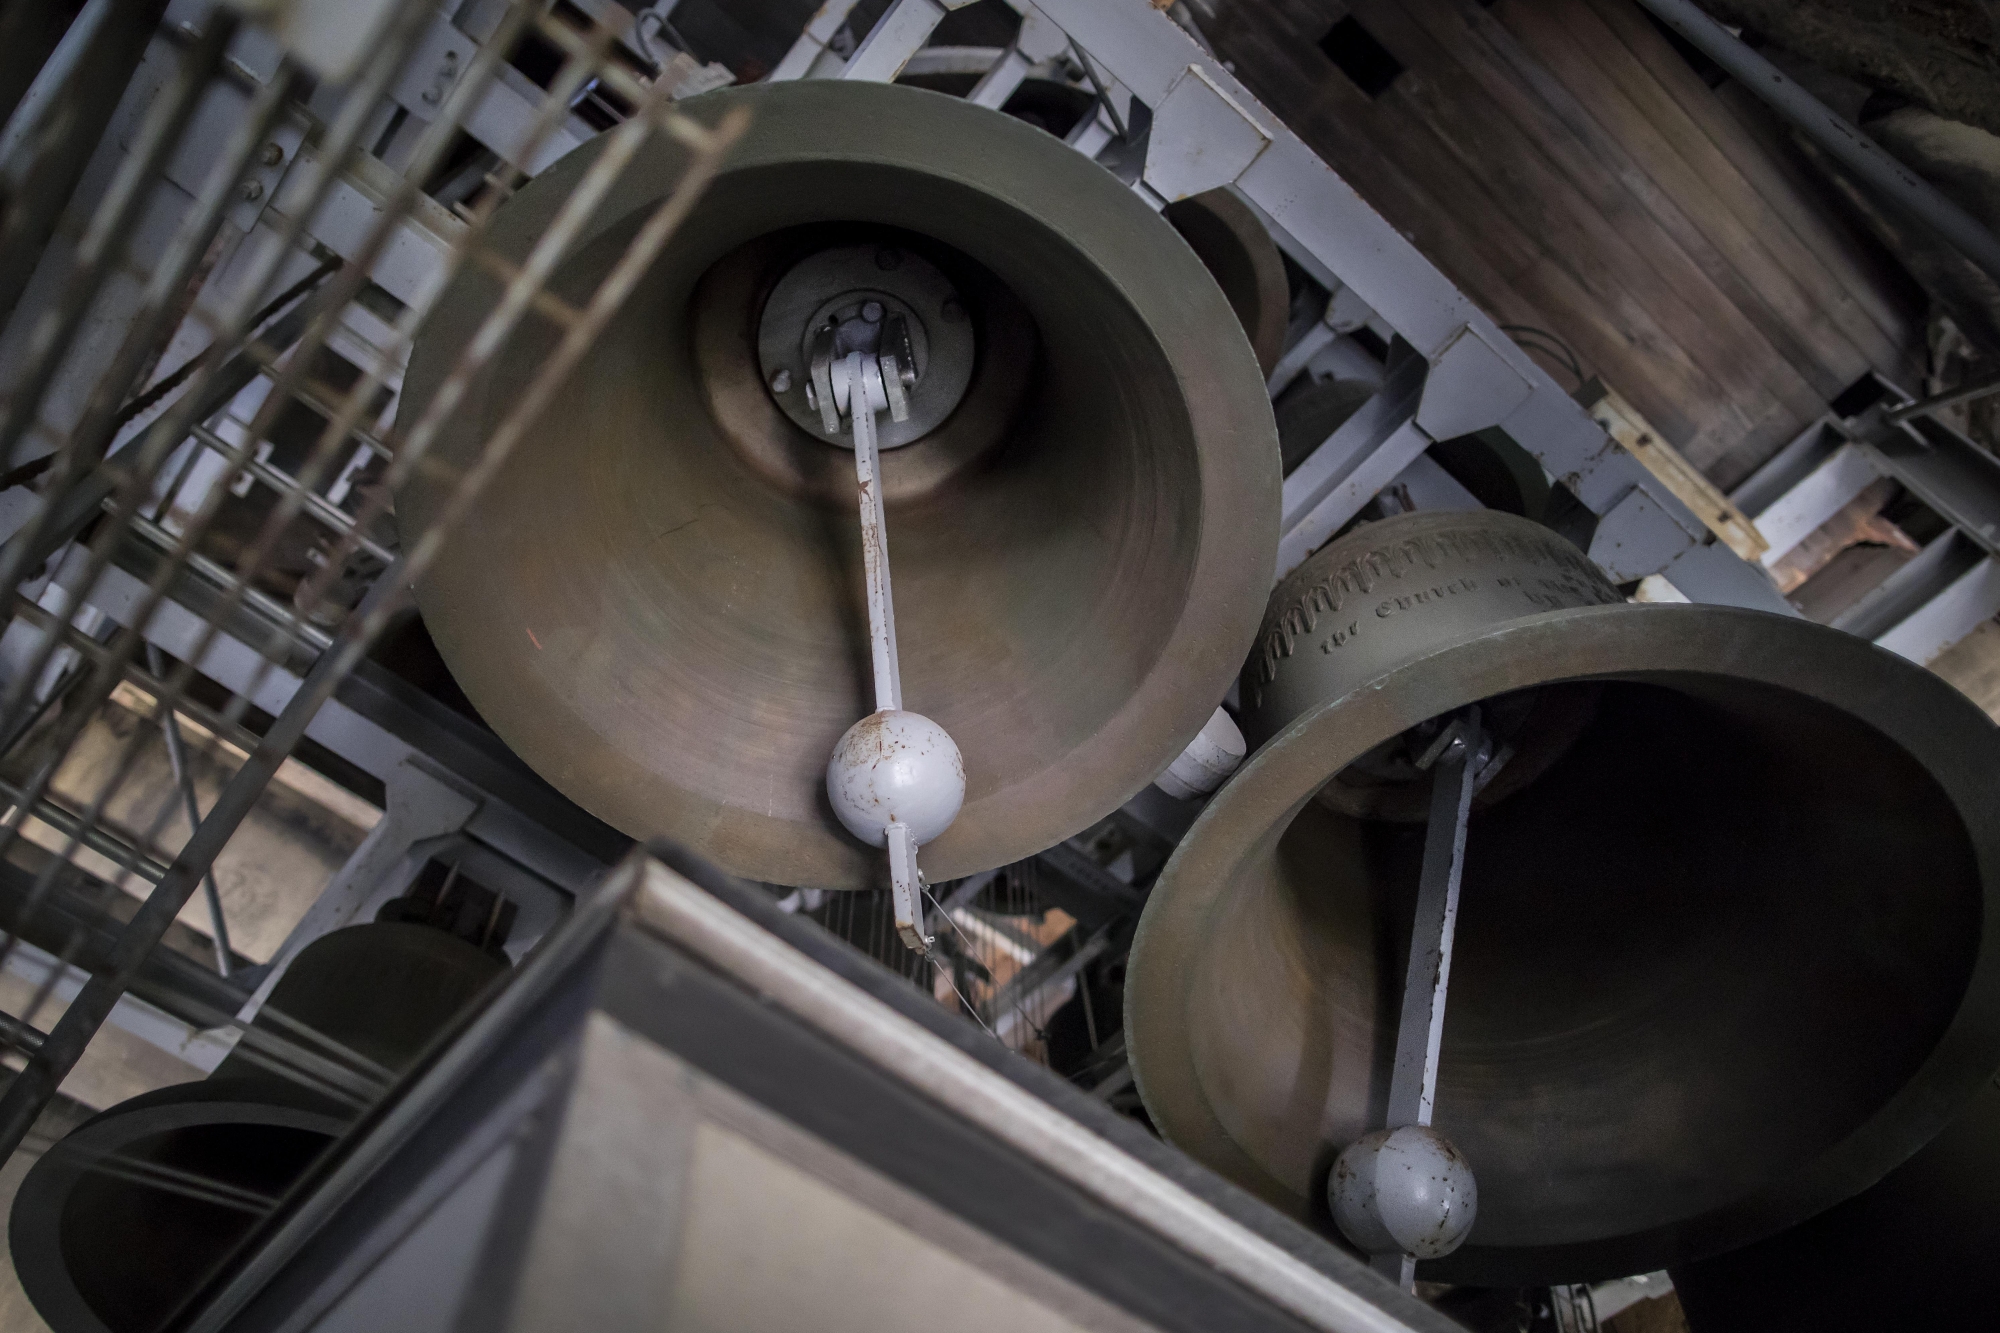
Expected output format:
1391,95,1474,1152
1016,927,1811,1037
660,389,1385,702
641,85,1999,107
0,0,742,1164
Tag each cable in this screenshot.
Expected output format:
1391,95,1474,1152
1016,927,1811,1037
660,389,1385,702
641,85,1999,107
1498,322,1586,389
110,251,343,433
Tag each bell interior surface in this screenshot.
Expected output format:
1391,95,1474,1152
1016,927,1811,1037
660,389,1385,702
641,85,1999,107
1667,1073,2000,1331
9,923,506,1333
398,80,1279,890
1123,509,2000,1286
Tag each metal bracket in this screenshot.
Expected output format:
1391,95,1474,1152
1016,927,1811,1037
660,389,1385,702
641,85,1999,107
1142,63,1272,202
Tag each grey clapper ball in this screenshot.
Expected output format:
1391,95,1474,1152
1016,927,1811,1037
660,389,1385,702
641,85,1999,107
1328,1125,1478,1260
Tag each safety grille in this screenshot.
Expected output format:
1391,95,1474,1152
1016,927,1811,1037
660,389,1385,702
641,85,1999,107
0,0,740,1170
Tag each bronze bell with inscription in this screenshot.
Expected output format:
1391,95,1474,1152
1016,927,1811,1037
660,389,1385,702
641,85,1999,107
1124,508,2000,1285
397,79,1278,890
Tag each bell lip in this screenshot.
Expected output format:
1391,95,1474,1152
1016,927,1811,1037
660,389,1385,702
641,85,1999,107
1125,600,2000,1285
399,79,1279,889
9,1080,349,1333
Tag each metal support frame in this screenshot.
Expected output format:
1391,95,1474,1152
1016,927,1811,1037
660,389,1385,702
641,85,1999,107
786,0,1794,616
143,640,232,976
0,0,745,1167
1367,711,1487,1288
1732,379,2000,664
967,3,1066,109
1385,715,1484,1135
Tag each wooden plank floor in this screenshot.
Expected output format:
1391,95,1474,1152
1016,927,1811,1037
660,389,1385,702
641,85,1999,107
1203,0,1927,488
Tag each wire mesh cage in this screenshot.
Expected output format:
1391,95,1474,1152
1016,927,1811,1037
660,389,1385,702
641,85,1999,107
0,0,742,1201
0,6,1221,1320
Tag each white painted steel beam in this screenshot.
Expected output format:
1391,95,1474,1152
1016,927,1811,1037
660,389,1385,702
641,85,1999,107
770,0,863,81
81,564,605,895
1876,556,2000,665
1752,442,1880,567
968,4,1067,108
842,0,979,85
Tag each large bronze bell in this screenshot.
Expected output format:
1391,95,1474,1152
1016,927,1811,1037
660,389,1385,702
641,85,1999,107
9,922,504,1333
1160,188,1290,377
1124,509,2000,1285
398,80,1279,889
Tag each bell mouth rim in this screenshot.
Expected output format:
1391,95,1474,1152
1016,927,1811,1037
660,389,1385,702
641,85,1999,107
399,78,1280,889
1126,599,2000,1285
10,1081,348,1333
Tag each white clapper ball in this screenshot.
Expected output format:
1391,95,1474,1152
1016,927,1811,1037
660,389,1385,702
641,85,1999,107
826,709,966,847
1328,1125,1478,1260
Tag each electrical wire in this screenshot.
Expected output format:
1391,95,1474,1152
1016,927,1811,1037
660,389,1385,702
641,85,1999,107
1498,322,1586,390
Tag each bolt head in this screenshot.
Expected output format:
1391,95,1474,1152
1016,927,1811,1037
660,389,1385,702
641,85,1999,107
803,381,818,409
1328,1125,1478,1260
260,142,285,167
770,368,793,394
239,179,264,202
862,301,884,324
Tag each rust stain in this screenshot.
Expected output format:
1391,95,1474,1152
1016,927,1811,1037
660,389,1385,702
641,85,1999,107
526,627,542,649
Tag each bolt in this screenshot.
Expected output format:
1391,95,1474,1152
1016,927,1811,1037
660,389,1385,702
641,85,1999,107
260,142,285,167
876,247,903,271
804,381,818,409
862,301,883,324
940,296,965,324
770,368,793,394
239,179,265,203
423,51,459,106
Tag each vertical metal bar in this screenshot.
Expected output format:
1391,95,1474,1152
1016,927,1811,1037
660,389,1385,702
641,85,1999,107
847,354,902,714
144,642,230,976
840,0,948,84
1884,370,2000,424
1369,713,1481,1290
1384,717,1480,1132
